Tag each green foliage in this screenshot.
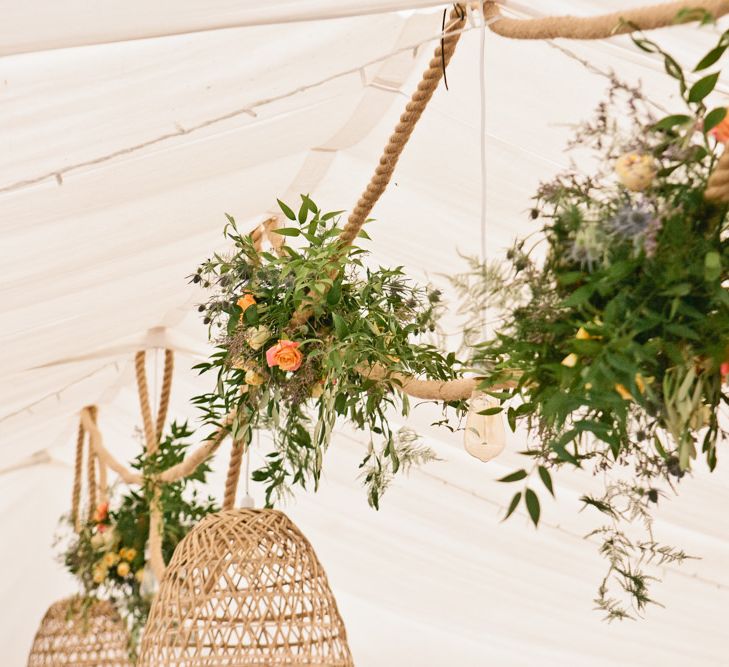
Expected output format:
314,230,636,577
59,422,217,655
454,31,729,617
193,196,458,507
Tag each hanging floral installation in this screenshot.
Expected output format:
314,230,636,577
58,421,218,652
192,199,459,507
459,25,729,618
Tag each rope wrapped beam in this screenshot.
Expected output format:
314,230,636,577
483,0,729,40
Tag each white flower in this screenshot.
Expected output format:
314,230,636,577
247,325,271,351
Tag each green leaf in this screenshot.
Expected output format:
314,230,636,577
332,313,348,338
327,278,342,305
277,199,296,220
695,44,728,71
704,107,728,133
525,489,540,527
243,304,259,325
688,71,720,103
537,466,555,497
497,469,527,483
562,284,594,308
477,406,503,416
507,407,517,432
651,114,692,131
272,227,301,237
704,250,722,281
503,492,521,521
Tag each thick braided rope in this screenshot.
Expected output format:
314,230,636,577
338,6,467,245
483,0,729,40
71,417,85,532
705,148,729,202
222,439,246,510
154,349,174,445
80,406,143,484
135,351,157,453
288,6,468,332
80,405,234,485
148,488,166,581
98,457,108,503
158,410,238,482
86,406,98,521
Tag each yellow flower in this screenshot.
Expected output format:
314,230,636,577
576,327,591,340
120,548,137,562
614,383,634,401
92,565,108,584
244,369,266,386
585,382,593,390
615,153,656,192
103,552,119,567
117,562,130,577
237,293,256,312
135,569,145,583
561,353,579,368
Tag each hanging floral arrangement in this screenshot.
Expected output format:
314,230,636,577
469,29,729,618
192,198,460,507
59,421,218,651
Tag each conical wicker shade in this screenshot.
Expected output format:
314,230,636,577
138,508,354,666
27,596,132,666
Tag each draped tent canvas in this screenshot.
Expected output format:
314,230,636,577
0,3,726,664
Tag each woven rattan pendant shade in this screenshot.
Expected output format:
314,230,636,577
138,508,354,666
27,596,132,666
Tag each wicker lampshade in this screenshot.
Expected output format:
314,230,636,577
27,596,132,667
138,508,354,666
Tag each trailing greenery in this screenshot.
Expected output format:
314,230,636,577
192,199,460,507
453,30,729,618
59,422,217,654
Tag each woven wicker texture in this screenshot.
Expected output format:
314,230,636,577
138,509,354,666
27,597,132,667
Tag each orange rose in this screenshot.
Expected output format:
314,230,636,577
710,111,729,143
266,340,303,372
237,293,256,312
93,501,109,523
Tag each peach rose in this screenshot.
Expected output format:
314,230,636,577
237,293,256,312
266,340,303,372
711,111,729,143
615,153,656,192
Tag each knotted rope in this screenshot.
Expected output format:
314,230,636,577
483,0,729,40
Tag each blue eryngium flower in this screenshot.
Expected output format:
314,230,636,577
568,223,606,272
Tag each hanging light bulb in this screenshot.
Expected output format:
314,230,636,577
464,391,505,462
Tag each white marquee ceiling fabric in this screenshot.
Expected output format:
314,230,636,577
1,1,729,665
